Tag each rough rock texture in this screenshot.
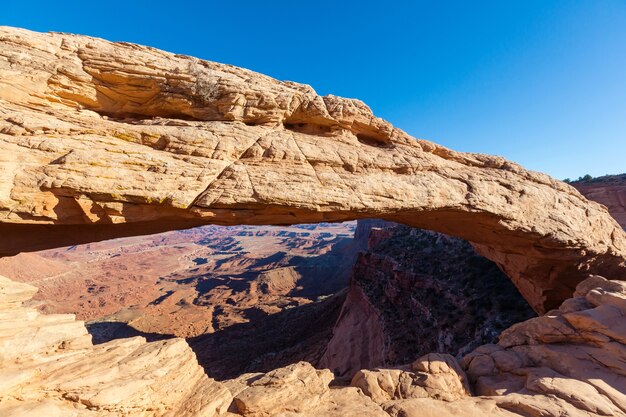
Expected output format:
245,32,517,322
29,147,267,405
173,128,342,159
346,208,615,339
347,275,626,417
0,275,232,416
2,26,626,417
574,174,626,229
227,363,388,417
458,275,626,416
320,224,536,379
2,274,626,416
351,353,471,404
1,27,625,312
232,362,333,415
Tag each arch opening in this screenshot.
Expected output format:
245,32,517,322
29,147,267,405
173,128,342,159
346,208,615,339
0,219,536,380
0,26,625,316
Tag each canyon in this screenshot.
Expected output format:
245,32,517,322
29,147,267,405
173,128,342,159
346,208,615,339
0,223,356,338
0,26,625,417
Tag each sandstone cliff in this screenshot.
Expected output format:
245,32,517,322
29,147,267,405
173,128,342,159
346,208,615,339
574,174,626,229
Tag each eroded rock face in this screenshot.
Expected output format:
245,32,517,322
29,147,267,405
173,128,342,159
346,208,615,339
348,276,626,417
1,274,626,416
457,275,626,417
1,27,625,312
319,224,536,379
574,174,626,229
0,276,232,417
351,353,471,404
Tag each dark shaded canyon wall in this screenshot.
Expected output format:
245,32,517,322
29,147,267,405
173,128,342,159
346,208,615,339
320,222,536,379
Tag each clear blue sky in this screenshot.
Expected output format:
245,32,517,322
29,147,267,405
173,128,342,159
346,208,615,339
3,1,625,180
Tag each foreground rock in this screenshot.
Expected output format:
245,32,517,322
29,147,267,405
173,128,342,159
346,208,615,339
227,362,387,417
221,274,626,417
3,274,625,416
351,275,626,417
0,275,232,416
1,27,625,312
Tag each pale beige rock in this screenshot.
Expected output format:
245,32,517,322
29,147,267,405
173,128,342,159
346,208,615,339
0,27,625,312
1,269,626,416
383,397,517,417
0,275,37,309
458,276,626,417
0,275,232,417
351,353,470,404
232,362,333,416
295,387,388,417
347,276,626,416
226,363,388,417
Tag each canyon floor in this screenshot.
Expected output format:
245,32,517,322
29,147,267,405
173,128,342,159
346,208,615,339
0,223,362,375
0,219,536,380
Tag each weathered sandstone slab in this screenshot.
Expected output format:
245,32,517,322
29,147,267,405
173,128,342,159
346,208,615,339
0,275,232,416
349,275,626,416
351,353,471,404
0,27,625,311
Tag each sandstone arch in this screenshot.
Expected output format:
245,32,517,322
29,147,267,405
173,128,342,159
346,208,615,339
0,27,625,313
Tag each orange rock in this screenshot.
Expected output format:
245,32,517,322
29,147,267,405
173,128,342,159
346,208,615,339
0,27,625,312
574,174,626,228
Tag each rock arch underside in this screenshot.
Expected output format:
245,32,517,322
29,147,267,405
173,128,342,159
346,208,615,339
1,27,625,312
1,27,626,417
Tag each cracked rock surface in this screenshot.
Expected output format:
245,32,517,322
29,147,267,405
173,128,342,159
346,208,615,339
0,27,625,312
1,25,626,417
1,275,625,416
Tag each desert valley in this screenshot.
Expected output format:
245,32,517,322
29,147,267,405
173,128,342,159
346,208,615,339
0,26,625,417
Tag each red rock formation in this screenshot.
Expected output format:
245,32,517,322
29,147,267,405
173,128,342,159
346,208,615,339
0,27,625,312
320,223,535,379
318,282,386,379
1,26,626,417
573,174,626,229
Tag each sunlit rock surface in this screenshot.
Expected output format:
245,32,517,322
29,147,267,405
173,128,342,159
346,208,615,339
1,26,626,417
0,276,232,417
1,27,625,312
574,174,626,229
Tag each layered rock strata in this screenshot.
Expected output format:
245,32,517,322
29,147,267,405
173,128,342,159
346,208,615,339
1,27,625,312
0,275,233,416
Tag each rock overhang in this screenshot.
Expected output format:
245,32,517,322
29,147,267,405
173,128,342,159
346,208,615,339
0,26,625,313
